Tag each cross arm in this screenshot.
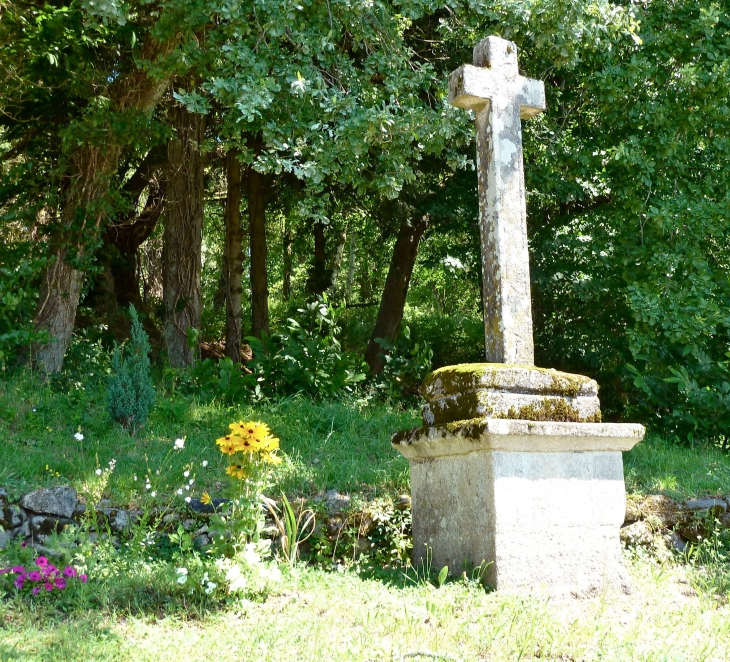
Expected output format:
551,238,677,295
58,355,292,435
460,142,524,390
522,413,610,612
449,65,546,119
516,77,546,119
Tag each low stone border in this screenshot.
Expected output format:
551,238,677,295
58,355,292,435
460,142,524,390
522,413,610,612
0,486,412,558
621,494,730,551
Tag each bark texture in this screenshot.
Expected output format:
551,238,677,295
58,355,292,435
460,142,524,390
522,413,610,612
163,104,205,368
248,144,269,338
364,216,429,375
224,149,244,362
31,37,177,373
282,219,292,301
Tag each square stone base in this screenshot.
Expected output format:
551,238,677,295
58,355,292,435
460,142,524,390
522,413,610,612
411,449,630,596
395,419,644,597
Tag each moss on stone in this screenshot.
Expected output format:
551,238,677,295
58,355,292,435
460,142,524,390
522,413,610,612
495,398,602,423
421,363,595,399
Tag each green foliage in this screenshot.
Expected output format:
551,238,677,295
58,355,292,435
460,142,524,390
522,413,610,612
0,259,46,370
168,357,256,404
247,297,366,399
106,306,155,432
373,326,433,399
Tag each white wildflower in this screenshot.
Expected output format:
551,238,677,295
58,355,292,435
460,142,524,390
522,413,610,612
95,469,102,476
74,432,84,441
185,496,191,503
151,491,156,497
183,470,190,478
174,438,185,450
202,460,208,467
177,489,183,495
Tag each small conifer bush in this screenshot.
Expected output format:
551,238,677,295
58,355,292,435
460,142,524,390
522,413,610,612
107,305,155,432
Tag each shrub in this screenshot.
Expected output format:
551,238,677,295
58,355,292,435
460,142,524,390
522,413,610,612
106,305,155,432
247,296,366,398
372,326,433,400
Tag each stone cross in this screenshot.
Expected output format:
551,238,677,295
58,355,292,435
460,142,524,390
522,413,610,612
449,36,546,365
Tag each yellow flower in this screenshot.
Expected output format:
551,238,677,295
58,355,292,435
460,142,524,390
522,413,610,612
200,492,212,505
225,464,248,480
216,435,238,455
257,434,280,453
232,435,261,454
261,452,283,465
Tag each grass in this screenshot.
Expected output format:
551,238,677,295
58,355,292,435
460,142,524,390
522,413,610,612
5,367,730,660
625,432,730,499
0,370,418,504
2,560,730,661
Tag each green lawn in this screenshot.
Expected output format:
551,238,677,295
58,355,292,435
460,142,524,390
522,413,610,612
4,369,730,661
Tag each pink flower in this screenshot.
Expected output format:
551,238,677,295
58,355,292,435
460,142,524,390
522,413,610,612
80,574,88,584
0,568,10,575
47,565,58,575
63,567,77,578
44,582,53,591
14,577,24,590
11,566,25,574
35,556,48,568
27,571,41,582
21,541,27,548
32,586,40,595
55,577,66,590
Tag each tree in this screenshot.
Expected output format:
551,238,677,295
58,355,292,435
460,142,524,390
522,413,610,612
163,99,205,367
224,148,244,361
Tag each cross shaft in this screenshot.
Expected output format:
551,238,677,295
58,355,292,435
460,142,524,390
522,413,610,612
449,36,546,365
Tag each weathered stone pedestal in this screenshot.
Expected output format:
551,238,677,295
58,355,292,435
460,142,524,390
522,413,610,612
393,364,645,597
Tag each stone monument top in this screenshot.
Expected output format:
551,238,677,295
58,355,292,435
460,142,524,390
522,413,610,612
449,36,545,365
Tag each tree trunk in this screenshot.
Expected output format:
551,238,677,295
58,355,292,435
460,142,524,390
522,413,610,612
30,37,177,373
32,253,85,373
248,149,269,338
282,217,292,301
309,221,330,295
329,230,347,290
163,104,205,368
364,216,429,375
345,231,357,301
224,148,244,362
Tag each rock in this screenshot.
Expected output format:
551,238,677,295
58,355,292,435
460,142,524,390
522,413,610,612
0,487,7,509
21,486,77,519
685,498,727,515
357,511,376,537
182,519,196,531
29,515,73,537
624,498,642,525
187,498,229,514
396,495,411,511
325,516,346,540
316,490,351,515
28,542,64,557
73,502,86,520
639,495,685,529
1,504,25,529
0,529,10,549
194,534,211,547
620,521,654,547
664,531,688,552
100,508,130,532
